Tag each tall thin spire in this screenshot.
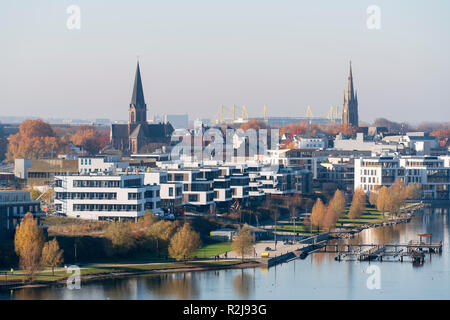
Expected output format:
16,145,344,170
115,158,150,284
131,61,146,108
342,61,359,127
347,60,354,101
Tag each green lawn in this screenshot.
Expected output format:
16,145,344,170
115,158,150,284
194,242,232,258
274,206,388,234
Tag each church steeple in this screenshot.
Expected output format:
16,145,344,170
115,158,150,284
131,62,146,108
129,61,147,125
342,61,359,127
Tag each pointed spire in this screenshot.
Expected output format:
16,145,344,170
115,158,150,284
347,60,354,100
131,61,146,108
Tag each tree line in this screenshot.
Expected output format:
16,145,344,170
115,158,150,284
12,211,203,282
310,180,422,232
4,119,110,161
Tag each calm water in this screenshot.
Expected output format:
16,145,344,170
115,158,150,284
2,207,449,300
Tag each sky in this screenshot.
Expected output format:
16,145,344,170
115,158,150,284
1,0,449,124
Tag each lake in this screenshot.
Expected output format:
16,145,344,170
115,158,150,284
2,206,449,300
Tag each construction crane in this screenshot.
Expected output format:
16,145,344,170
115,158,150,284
242,105,248,120
327,106,337,122
306,105,314,124
334,106,340,120
263,105,268,123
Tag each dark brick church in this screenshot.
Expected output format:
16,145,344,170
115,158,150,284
110,62,174,154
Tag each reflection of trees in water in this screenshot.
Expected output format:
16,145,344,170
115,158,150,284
232,270,254,299
311,252,331,267
13,287,53,300
142,273,199,299
367,226,401,244
101,278,139,300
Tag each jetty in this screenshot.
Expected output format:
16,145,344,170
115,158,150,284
329,234,442,264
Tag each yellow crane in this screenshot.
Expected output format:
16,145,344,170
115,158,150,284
242,105,248,120
263,105,268,123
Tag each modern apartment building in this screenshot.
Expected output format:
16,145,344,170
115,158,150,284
164,166,215,214
144,171,183,213
15,158,78,185
354,156,450,200
54,173,162,220
78,155,129,174
0,190,43,239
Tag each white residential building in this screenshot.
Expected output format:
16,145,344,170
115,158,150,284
165,167,215,214
293,134,328,150
54,173,162,220
143,171,183,212
78,155,129,174
334,133,401,154
354,156,450,200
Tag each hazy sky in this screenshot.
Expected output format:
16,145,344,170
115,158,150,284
1,0,449,123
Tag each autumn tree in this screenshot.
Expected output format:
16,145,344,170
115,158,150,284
30,189,42,200
240,120,267,131
323,205,338,231
369,190,378,207
376,186,391,215
405,183,422,200
138,210,158,228
348,188,366,219
0,124,7,161
231,224,254,261
7,119,68,161
14,212,45,280
431,128,450,147
41,238,64,277
70,125,110,155
280,121,311,137
335,123,358,136
388,179,408,216
311,198,326,231
104,221,135,256
147,220,178,255
168,223,201,262
328,189,346,220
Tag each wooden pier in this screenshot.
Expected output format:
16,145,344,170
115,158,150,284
327,239,442,263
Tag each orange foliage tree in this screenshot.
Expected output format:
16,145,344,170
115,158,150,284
7,119,68,161
431,128,450,147
239,120,267,131
70,126,110,155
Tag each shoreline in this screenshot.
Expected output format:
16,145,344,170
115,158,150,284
1,260,262,291
1,203,427,291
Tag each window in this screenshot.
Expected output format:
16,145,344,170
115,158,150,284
144,190,154,198
169,187,173,196
188,194,199,202
128,192,142,200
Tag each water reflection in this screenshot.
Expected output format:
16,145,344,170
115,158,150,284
142,273,200,299
232,270,254,299
2,206,449,300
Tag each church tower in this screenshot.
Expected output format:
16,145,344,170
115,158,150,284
342,61,359,127
129,62,147,127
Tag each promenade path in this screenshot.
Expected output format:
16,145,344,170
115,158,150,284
218,239,310,260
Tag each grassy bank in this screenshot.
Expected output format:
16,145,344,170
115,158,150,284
0,260,249,286
274,206,388,234
194,242,232,258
